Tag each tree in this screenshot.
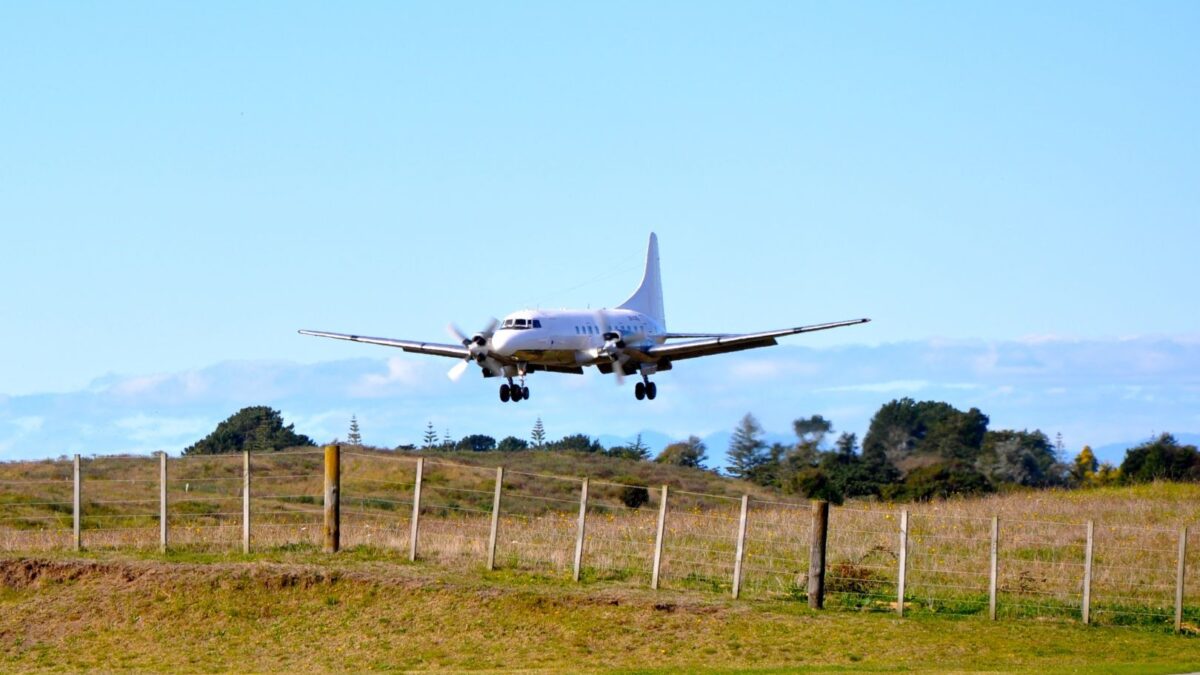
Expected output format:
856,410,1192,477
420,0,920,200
347,415,362,447
977,430,1065,487
531,418,546,448
794,415,833,448
609,434,650,461
726,413,768,480
791,414,833,466
497,436,529,452
1119,434,1200,483
1072,445,1098,484
183,406,314,455
655,436,707,469
422,422,438,449
886,461,993,501
863,398,990,469
455,434,497,452
552,434,604,453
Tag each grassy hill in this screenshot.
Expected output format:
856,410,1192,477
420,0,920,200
3,455,1200,672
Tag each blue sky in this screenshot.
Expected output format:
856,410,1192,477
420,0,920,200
1,3,1197,461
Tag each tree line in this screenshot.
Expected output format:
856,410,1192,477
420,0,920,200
182,402,1200,502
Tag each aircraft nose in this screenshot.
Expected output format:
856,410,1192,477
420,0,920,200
491,331,516,354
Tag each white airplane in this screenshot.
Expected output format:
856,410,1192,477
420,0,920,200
300,233,868,402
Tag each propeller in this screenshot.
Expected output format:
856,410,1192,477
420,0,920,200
445,318,499,380
593,311,646,385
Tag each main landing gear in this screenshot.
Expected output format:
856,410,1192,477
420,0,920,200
634,378,657,401
499,378,530,403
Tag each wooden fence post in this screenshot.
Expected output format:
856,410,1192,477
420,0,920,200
989,515,999,621
1176,526,1188,634
72,454,81,552
732,494,749,599
323,444,340,553
486,466,503,570
159,452,168,553
409,457,423,562
573,477,589,582
242,450,251,554
1082,519,1094,624
897,509,908,617
651,485,669,590
808,500,829,609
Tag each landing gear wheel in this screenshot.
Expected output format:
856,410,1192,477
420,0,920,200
522,386,530,400
511,386,523,402
646,382,657,400
499,384,511,402
635,382,646,400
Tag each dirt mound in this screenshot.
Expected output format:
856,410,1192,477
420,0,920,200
0,558,344,592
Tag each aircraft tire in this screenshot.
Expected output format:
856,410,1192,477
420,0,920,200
646,382,657,400
522,386,530,400
499,384,510,402
511,387,523,402
635,382,646,400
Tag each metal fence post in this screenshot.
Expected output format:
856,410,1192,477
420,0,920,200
808,500,828,609
1082,520,1094,624
242,450,250,554
989,515,999,621
409,457,423,562
486,466,504,570
732,494,749,599
323,444,340,553
159,452,168,553
1176,526,1188,634
651,485,669,590
897,509,908,617
72,454,81,552
573,477,589,582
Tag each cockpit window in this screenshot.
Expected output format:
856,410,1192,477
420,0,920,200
515,318,528,327
532,319,542,328
503,319,513,328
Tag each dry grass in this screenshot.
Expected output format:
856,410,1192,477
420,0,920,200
1,555,1198,673
2,449,1199,630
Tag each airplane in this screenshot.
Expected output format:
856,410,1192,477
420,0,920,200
299,233,869,403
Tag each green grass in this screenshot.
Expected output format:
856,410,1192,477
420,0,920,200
1,550,1197,673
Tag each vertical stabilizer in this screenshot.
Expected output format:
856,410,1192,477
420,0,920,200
617,233,666,328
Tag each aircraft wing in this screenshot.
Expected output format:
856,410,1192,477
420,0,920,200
645,318,870,361
298,330,469,359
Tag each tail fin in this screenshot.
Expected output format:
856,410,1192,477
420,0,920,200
617,233,666,328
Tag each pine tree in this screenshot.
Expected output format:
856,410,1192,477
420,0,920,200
726,413,768,480
347,415,362,447
422,421,437,449
531,417,546,448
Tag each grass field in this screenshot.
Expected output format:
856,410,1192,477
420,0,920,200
1,549,1198,673
3,448,1199,654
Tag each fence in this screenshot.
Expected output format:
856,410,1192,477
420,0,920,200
1,446,1197,633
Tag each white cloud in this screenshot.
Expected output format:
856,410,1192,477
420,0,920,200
350,358,428,397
